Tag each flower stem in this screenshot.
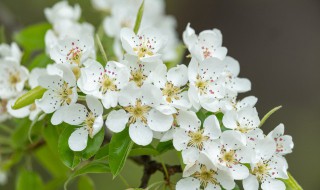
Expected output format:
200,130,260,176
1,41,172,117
283,172,303,190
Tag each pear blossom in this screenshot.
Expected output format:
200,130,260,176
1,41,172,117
36,64,78,124
187,57,225,112
267,124,294,155
222,96,258,112
120,27,166,62
0,42,22,63
57,96,104,151
78,59,130,109
149,64,191,111
44,1,81,24
0,60,29,99
106,83,173,145
176,153,235,190
205,130,251,180
183,23,227,61
243,137,288,190
173,112,221,164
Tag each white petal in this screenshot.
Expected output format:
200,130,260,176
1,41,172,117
216,170,235,190
6,99,30,118
105,109,129,133
101,91,119,109
51,106,67,125
171,91,191,110
243,174,259,190
203,115,221,139
86,95,103,115
222,111,237,129
68,127,89,151
156,105,177,115
234,78,251,93
147,108,173,132
129,121,153,146
173,128,190,151
35,89,61,113
182,147,200,164
38,75,62,89
221,130,246,150
167,64,188,87
176,110,201,131
229,164,249,180
176,177,200,190
236,96,258,110
91,115,103,137
261,178,285,190
255,137,276,161
62,104,87,125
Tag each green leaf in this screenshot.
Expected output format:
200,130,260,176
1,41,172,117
14,23,51,51
16,170,44,190
133,0,145,34
156,141,174,154
58,126,81,169
259,105,282,127
82,128,105,160
282,172,303,190
109,128,134,178
10,118,30,149
129,147,159,157
64,160,110,190
12,86,47,110
29,53,51,69
95,144,109,160
78,176,95,190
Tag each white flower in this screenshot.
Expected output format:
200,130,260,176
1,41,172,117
49,35,95,68
176,152,235,190
0,42,22,63
0,170,7,185
106,83,173,146
187,57,225,112
91,0,117,11
243,137,288,190
59,96,104,151
78,59,130,109
120,27,166,62
205,130,251,180
0,99,10,122
267,124,294,155
0,60,29,99
173,112,221,164
36,64,78,124
183,23,227,61
222,96,258,112
150,64,191,111
44,1,81,24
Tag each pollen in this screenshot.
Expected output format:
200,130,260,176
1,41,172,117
130,70,146,87
162,82,181,103
193,165,219,188
58,82,74,105
124,100,150,124
100,74,117,94
195,75,209,95
187,129,209,150
85,112,96,138
252,161,271,181
66,43,83,65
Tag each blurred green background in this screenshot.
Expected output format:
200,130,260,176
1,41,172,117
0,0,319,189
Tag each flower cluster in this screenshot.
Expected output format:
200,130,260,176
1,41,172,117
0,1,294,189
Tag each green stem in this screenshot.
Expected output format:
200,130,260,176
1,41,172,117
259,105,282,127
95,34,108,63
283,172,303,190
118,174,130,188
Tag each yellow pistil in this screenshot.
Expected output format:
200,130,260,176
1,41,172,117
67,47,82,65
195,75,208,95
187,129,210,150
162,82,181,103
124,100,150,124
85,112,96,138
9,73,21,85
236,122,251,133
59,82,73,105
219,149,238,167
193,165,219,188
133,45,154,58
130,70,146,87
252,161,271,181
72,66,81,80
100,75,117,94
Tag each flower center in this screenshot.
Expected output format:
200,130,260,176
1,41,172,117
100,75,117,94
195,75,209,95
124,100,150,124
187,129,209,150
252,161,271,181
202,47,212,58
58,82,74,105
133,35,155,58
130,70,146,87
9,73,21,85
193,165,219,188
67,45,82,65
85,112,96,138
219,149,238,167
162,82,181,103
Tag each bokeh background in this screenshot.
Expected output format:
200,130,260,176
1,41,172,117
0,0,319,189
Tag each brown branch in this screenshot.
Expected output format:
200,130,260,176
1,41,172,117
130,155,182,188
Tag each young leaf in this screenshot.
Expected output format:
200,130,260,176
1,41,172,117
14,23,51,51
64,160,110,190
109,128,134,178
58,126,81,169
259,105,282,127
16,170,44,190
156,141,174,154
12,86,47,110
129,147,159,157
29,53,51,69
133,0,145,34
82,128,105,160
95,144,109,160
